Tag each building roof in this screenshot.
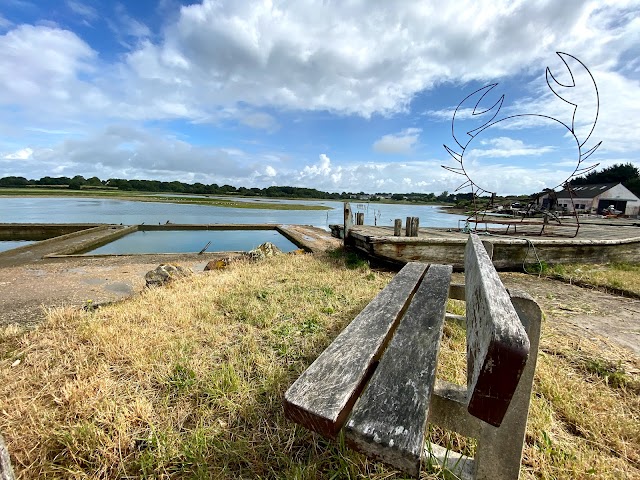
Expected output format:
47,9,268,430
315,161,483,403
556,182,619,199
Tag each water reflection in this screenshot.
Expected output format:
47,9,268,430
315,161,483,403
87,230,299,254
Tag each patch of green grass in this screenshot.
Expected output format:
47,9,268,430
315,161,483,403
525,260,550,275
584,359,629,389
167,363,198,394
542,263,640,297
326,247,370,270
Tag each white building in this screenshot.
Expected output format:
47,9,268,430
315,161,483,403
538,182,640,217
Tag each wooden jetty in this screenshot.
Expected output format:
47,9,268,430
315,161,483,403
336,204,640,269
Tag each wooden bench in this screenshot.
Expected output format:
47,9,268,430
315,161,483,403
284,233,542,479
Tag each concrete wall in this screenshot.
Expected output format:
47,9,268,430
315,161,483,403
598,183,640,216
545,184,640,216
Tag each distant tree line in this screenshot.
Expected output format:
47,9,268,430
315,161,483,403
0,175,460,203
2,164,636,203
570,162,640,197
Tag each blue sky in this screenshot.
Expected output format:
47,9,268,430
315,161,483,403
1,0,639,195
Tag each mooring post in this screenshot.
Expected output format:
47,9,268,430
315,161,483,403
394,219,402,236
410,217,419,237
356,212,365,226
405,217,411,236
344,202,353,245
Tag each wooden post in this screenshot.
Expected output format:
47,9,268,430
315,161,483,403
410,217,419,237
394,219,402,236
405,217,411,236
344,203,353,245
356,212,365,225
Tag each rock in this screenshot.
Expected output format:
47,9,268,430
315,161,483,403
145,264,192,288
245,242,282,261
289,249,307,255
203,243,284,272
204,258,231,271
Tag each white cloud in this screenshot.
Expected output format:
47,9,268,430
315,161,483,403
238,111,279,132
373,128,422,154
0,24,109,124
3,147,33,160
299,154,333,178
111,4,151,40
473,137,555,157
0,15,12,30
116,0,607,117
66,0,99,21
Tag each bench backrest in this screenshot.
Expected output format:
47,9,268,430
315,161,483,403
464,234,530,427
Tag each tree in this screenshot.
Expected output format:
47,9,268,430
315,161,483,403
0,176,30,187
85,176,103,187
68,175,86,189
436,190,449,202
572,163,639,185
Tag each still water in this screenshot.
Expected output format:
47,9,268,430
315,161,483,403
88,230,299,254
0,240,35,253
0,197,468,229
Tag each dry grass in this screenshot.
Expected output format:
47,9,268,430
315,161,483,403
0,252,639,479
544,263,640,297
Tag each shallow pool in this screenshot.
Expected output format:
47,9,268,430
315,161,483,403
86,229,299,254
0,240,36,253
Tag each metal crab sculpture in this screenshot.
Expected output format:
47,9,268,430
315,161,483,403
442,52,602,228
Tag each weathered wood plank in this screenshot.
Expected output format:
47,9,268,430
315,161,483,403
283,262,429,438
344,264,452,477
465,234,529,427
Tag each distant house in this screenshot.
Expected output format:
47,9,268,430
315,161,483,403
537,182,640,216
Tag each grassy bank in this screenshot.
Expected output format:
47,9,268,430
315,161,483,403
542,262,640,298
0,188,331,211
0,253,638,478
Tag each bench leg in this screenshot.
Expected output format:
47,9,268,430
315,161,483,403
473,293,542,479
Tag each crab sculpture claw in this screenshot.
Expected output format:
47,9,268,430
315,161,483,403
442,51,602,196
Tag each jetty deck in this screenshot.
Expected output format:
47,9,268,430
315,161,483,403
345,223,640,269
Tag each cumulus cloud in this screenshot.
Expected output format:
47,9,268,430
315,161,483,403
1,1,639,195
373,128,422,154
116,0,608,117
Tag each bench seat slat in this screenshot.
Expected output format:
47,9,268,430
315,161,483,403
344,264,452,477
283,262,428,438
